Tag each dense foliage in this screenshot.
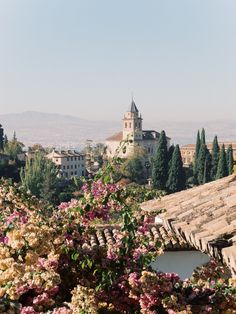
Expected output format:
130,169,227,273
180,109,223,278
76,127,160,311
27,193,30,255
193,130,234,185
166,145,185,193
0,161,235,313
152,131,169,190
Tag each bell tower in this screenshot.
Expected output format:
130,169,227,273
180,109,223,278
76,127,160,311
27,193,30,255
122,100,143,141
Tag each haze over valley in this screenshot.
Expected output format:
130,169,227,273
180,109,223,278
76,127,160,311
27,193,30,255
1,111,235,148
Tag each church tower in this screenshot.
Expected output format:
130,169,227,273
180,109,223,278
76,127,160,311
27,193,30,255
122,100,143,141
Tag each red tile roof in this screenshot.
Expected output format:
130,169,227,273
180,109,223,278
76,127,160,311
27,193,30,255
106,131,123,141
141,175,236,277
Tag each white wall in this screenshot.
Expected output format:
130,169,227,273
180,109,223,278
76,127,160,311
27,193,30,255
151,251,210,280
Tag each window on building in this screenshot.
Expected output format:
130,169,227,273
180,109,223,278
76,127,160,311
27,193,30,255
129,122,131,128
71,157,73,161
75,165,77,169
67,166,69,169
78,156,80,160
63,166,65,169
74,157,77,161
75,171,77,175
71,165,73,169
67,157,69,161
71,172,73,175
55,158,58,162
65,173,68,177
82,171,84,176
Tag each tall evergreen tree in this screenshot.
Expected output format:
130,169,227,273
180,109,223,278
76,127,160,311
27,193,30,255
0,124,4,151
3,134,8,148
167,144,175,169
211,136,220,180
151,130,168,190
167,145,185,193
196,143,211,185
200,128,206,145
193,130,201,178
216,144,228,179
203,148,212,184
226,144,234,175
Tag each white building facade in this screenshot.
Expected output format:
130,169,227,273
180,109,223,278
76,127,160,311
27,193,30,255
46,150,86,179
106,100,171,158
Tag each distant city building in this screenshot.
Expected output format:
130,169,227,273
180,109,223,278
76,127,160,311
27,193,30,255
106,100,171,158
46,149,86,179
181,142,236,167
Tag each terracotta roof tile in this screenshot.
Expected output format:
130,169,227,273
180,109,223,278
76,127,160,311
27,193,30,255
84,224,192,251
141,175,236,277
106,131,123,141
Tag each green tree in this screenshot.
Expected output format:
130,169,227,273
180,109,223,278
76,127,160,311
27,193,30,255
122,156,144,183
167,144,175,169
120,146,148,184
20,152,59,204
203,148,212,184
193,130,201,179
216,144,228,179
226,144,234,175
151,130,168,190
4,133,24,161
196,143,211,185
167,145,185,193
200,128,206,145
3,134,8,148
211,136,220,180
0,124,4,151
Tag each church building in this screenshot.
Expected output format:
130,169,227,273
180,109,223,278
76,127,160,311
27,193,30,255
106,100,171,158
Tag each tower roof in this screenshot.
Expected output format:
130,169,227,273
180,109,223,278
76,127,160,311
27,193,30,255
129,100,139,113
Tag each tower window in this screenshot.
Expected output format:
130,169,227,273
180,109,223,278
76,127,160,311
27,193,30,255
129,122,131,128
125,122,127,128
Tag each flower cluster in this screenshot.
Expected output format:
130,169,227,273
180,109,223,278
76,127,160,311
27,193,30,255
0,178,235,313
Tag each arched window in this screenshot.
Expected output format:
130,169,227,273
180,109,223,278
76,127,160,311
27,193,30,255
125,122,127,128
129,122,132,128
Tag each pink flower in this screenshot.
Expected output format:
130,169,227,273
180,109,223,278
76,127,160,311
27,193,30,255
128,272,139,288
21,307,36,314
33,293,51,306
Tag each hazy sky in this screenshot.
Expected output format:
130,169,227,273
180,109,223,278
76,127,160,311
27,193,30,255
0,0,236,122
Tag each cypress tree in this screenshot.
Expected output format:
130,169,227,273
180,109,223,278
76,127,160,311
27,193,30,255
167,145,185,193
211,136,220,180
197,143,211,185
203,148,212,184
226,144,234,175
0,124,4,151
193,130,201,179
151,130,168,190
167,144,175,169
216,144,228,179
3,134,8,148
200,128,206,145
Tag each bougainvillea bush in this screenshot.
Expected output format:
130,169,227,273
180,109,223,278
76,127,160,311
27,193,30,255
0,169,235,313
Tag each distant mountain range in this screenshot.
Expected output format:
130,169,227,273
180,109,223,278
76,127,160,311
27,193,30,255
0,111,235,148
